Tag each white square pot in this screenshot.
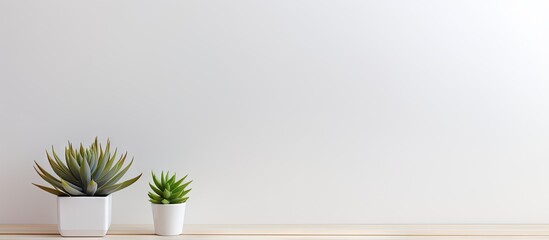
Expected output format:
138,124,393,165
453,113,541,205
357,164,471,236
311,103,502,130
151,203,186,236
57,195,112,237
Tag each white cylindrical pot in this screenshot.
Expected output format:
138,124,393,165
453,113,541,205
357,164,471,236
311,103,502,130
57,195,112,236
151,203,187,236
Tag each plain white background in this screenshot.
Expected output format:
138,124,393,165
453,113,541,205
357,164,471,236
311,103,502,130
1,0,549,224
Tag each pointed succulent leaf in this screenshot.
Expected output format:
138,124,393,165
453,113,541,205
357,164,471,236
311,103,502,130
173,188,187,199
79,144,85,158
149,183,163,196
171,198,187,204
161,199,170,204
152,172,163,190
46,150,68,175
76,153,83,166
171,189,183,198
92,147,109,179
34,162,81,192
89,150,98,173
148,192,163,201
97,152,126,185
172,180,191,194
165,171,171,184
34,164,64,190
100,148,117,178
167,174,176,186
64,179,82,190
68,142,75,156
163,189,172,198
79,156,91,190
61,180,85,195
168,191,183,200
86,179,97,195
33,183,68,196
84,149,89,163
34,161,58,180
97,173,142,195
180,180,192,191
45,153,80,186
172,175,188,188
34,170,61,190
64,144,72,167
177,188,187,198
102,159,134,187
67,153,80,179
51,147,70,174
180,188,192,198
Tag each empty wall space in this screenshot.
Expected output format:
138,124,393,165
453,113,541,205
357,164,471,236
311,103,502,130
1,0,549,224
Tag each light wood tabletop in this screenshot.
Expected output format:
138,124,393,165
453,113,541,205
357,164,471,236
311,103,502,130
3,225,549,239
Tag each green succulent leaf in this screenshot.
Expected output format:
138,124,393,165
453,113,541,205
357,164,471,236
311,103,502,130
102,159,134,187
79,144,85,159
97,173,142,195
33,183,67,196
79,157,91,191
61,180,85,195
64,144,72,168
167,174,176,186
66,154,81,181
46,152,79,186
86,179,97,196
180,180,192,191
51,147,69,173
172,180,192,194
97,152,126,185
89,150,98,173
76,150,83,166
35,162,80,193
163,189,172,198
149,183,163,196
34,164,64,190
172,175,188,188
92,145,109,179
171,198,187,204
148,192,163,201
99,148,117,179
152,172,162,190
181,188,191,197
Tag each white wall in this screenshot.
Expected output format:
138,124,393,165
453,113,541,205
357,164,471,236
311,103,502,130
1,0,549,224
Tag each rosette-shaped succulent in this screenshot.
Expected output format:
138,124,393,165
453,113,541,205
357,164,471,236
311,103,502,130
33,138,142,196
149,171,192,204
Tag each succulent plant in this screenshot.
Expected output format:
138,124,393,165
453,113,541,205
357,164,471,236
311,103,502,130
149,171,192,204
33,138,142,196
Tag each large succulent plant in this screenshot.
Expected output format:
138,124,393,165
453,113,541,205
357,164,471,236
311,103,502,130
149,171,192,204
33,138,142,196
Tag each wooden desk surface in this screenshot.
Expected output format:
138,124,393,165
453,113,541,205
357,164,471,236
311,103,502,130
2,224,549,239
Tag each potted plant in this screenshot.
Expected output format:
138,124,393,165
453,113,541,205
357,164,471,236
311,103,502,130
148,171,192,236
32,138,142,237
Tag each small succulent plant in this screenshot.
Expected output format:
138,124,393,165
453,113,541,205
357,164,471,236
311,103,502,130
33,138,142,196
149,171,192,204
